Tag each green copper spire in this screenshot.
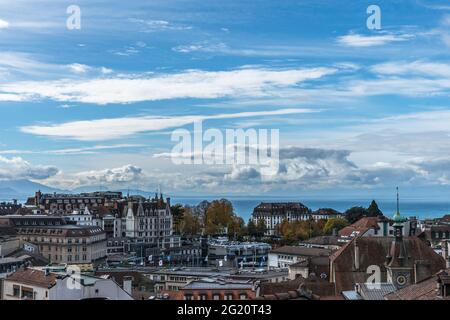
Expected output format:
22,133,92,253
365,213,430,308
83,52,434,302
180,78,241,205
393,187,405,224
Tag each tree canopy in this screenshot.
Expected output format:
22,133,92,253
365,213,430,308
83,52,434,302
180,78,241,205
344,206,369,224
367,200,383,217
323,217,349,235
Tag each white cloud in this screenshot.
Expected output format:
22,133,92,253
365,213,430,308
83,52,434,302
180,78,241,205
0,67,336,104
130,19,192,32
337,33,413,47
0,144,145,156
0,52,113,80
0,19,9,29
73,165,144,187
370,60,450,77
68,63,91,74
21,108,315,141
0,156,58,180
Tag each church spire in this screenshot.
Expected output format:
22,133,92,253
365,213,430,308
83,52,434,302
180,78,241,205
393,187,405,226
396,186,399,214
386,187,412,288
387,187,407,268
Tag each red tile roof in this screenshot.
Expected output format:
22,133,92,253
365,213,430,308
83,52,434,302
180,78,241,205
385,269,450,300
339,217,380,237
5,268,58,288
330,236,446,294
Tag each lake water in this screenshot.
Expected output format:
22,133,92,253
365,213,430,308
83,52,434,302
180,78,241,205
172,197,450,222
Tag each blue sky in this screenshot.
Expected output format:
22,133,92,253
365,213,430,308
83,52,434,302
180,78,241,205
0,0,450,198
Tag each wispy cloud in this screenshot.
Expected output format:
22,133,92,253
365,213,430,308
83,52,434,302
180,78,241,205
0,67,336,104
337,32,414,47
0,52,113,80
0,144,145,155
417,0,450,10
21,108,316,141
370,60,450,77
130,18,192,32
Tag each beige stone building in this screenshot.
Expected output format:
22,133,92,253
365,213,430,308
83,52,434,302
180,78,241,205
0,215,107,264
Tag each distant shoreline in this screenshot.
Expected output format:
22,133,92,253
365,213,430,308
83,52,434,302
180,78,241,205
4,196,448,222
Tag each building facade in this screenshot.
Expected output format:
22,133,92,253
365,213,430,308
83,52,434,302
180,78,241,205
268,246,332,269
207,239,271,268
0,215,107,264
252,202,312,236
2,268,133,300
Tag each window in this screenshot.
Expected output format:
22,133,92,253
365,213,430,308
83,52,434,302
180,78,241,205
198,294,207,300
21,287,34,299
184,295,192,300
239,294,247,300
224,294,233,300
13,285,20,297
213,294,220,300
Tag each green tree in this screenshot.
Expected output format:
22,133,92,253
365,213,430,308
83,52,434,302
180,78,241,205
323,217,349,235
367,200,383,217
247,219,257,238
256,219,267,239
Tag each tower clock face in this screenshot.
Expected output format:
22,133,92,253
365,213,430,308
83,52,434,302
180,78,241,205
394,272,410,288
396,275,407,286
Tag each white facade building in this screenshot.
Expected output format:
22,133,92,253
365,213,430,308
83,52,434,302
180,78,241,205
124,197,173,248
268,246,332,269
252,202,311,236
64,207,93,226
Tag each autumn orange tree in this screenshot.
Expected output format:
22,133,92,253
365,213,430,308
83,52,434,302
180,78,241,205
277,219,327,243
179,207,202,237
204,200,243,237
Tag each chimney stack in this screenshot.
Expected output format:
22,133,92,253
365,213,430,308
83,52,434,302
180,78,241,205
444,241,450,269
354,240,360,270
123,276,133,295
443,241,448,260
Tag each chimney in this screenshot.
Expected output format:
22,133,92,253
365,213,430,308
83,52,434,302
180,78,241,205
444,242,450,269
166,197,171,207
123,276,133,295
443,241,448,260
354,240,360,270
414,261,431,284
